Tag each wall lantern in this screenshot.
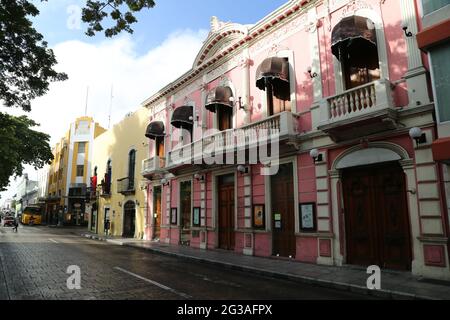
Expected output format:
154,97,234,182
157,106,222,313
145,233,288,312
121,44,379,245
307,66,318,79
409,127,426,147
135,200,140,206
237,165,249,174
229,96,245,110
194,173,205,182
118,201,122,207
160,178,170,186
309,148,323,163
401,23,413,37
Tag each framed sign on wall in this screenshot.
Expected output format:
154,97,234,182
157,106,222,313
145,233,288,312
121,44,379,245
252,204,265,229
193,207,201,227
170,208,177,225
299,202,316,232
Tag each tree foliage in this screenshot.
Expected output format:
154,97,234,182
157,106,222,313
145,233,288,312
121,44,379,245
0,0,68,111
0,113,53,192
0,0,154,192
82,0,155,37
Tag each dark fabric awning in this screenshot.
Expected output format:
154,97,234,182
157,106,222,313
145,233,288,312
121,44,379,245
145,121,165,140
256,57,289,90
255,57,290,100
331,16,377,59
205,86,233,113
171,105,193,130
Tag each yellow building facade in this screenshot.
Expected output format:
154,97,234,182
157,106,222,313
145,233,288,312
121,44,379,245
89,108,149,239
45,117,106,225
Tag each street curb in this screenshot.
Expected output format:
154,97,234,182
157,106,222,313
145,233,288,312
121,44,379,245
81,233,435,300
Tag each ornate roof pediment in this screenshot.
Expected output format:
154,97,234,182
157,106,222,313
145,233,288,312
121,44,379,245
193,16,249,68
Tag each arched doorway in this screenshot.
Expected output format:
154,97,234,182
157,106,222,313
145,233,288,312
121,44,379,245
334,144,413,270
123,201,136,238
342,162,412,270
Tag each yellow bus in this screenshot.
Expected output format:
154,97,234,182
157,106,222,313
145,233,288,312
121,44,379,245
21,206,42,225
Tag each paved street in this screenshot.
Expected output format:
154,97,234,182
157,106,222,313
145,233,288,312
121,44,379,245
0,225,376,300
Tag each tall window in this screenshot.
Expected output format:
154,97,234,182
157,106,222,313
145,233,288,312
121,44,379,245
331,16,380,90
255,56,291,117
217,107,233,131
104,160,112,194
128,150,136,189
76,165,84,177
156,137,165,158
422,0,449,15
430,42,450,123
340,42,380,89
78,142,86,153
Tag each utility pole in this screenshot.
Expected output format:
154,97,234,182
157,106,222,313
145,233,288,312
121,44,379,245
108,85,113,129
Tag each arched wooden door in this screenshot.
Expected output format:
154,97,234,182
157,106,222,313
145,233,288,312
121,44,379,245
342,162,412,270
123,201,136,238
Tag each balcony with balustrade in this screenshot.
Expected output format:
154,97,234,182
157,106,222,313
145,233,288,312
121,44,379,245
165,111,301,173
314,79,397,142
141,156,166,178
117,177,135,195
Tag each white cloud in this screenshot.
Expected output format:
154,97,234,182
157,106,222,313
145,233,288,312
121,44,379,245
1,28,207,202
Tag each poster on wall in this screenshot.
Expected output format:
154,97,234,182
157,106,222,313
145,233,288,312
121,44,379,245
253,204,265,229
299,202,316,232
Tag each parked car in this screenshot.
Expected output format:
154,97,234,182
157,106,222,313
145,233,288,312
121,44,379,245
2,216,15,227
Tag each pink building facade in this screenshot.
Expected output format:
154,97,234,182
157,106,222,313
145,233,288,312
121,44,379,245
142,0,450,280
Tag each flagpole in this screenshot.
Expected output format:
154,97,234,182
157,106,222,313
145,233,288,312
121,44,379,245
84,86,89,116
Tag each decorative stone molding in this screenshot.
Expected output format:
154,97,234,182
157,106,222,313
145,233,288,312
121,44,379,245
342,0,373,17
249,14,308,56
173,79,203,103
332,142,411,170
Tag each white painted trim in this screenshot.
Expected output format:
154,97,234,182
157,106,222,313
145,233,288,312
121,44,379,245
65,123,75,203
335,148,402,170
308,7,323,101
331,142,410,171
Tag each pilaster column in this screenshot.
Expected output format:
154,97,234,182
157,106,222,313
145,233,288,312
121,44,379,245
308,7,323,103
329,169,343,266
239,49,251,125
200,75,208,133
400,0,431,106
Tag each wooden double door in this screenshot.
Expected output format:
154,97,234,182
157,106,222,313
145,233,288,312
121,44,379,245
342,163,412,270
218,174,235,250
180,181,192,245
271,163,296,258
153,186,162,239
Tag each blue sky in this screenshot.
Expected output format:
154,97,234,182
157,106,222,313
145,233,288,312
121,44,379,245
1,0,289,202
33,0,288,55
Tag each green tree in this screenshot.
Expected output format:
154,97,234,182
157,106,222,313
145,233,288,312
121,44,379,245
82,0,156,37
0,0,154,190
0,114,53,192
